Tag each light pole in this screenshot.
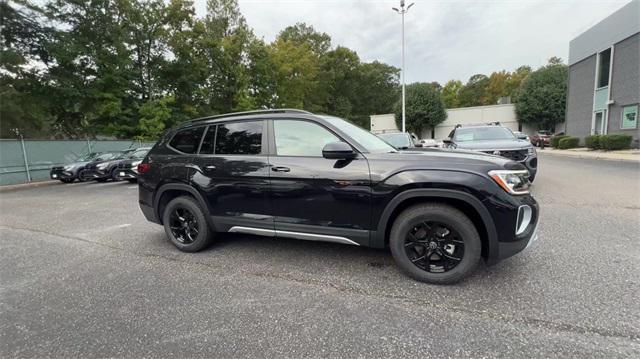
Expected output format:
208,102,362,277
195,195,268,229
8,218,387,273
392,0,414,133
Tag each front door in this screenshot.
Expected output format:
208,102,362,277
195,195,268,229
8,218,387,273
593,111,605,135
267,119,371,246
191,120,273,231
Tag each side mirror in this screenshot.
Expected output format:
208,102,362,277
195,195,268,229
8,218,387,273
516,134,527,140
322,142,357,160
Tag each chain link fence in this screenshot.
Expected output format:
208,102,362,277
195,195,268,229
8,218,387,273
0,139,156,186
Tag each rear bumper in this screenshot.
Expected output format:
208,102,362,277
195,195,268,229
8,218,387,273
139,202,160,224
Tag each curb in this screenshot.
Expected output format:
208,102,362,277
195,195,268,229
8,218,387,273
0,180,60,192
538,150,640,163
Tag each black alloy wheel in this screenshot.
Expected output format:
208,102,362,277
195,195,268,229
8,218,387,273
168,207,199,244
162,196,213,252
404,221,464,273
389,203,481,284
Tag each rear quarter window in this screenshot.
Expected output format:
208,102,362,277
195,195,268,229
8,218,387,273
169,127,205,154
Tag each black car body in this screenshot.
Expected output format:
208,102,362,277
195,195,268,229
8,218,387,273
138,109,539,284
115,147,152,182
82,149,137,182
50,152,103,183
444,124,538,181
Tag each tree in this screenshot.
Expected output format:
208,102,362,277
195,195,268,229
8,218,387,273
458,74,490,107
394,82,446,136
268,38,319,109
135,96,174,140
515,59,567,130
441,80,463,108
277,22,331,55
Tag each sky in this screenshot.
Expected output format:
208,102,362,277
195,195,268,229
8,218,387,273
194,0,631,84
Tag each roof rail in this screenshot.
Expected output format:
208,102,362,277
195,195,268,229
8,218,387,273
188,109,312,123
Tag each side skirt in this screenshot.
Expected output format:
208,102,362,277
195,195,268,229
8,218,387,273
228,226,360,246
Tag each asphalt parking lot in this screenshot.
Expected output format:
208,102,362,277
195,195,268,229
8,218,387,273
1,153,639,358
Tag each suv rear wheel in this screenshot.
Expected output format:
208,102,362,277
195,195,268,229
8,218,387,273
162,196,213,252
389,203,481,284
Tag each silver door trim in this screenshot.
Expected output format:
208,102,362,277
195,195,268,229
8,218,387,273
228,226,360,246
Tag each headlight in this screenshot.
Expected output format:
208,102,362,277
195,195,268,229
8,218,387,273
527,146,536,155
488,170,530,195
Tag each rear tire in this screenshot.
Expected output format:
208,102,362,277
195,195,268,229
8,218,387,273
389,203,481,285
77,170,88,182
162,196,213,252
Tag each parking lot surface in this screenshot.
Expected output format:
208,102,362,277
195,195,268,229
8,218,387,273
1,154,639,358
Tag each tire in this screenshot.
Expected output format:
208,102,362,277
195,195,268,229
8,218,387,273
162,196,213,252
389,203,481,285
77,170,89,182
110,168,121,182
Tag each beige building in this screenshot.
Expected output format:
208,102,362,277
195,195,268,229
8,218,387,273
370,104,541,139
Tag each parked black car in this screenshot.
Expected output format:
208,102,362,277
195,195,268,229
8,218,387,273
377,132,422,149
444,124,538,181
81,149,137,182
50,152,103,183
138,109,539,284
114,147,152,182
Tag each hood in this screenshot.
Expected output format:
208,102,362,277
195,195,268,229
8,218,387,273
454,139,532,151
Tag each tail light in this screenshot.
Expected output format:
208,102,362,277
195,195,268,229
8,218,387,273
137,163,150,174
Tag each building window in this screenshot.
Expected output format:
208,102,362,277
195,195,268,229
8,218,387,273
621,105,638,130
597,48,611,88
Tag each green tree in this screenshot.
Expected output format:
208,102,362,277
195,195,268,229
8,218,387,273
135,96,174,140
278,22,331,55
458,74,490,107
441,79,463,108
394,83,446,136
515,59,567,130
268,39,319,109
351,61,399,127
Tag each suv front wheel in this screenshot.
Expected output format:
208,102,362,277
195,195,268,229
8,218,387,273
162,196,213,252
389,203,481,284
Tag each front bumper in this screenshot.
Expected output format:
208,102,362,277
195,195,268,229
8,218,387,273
496,199,540,261
116,168,138,180
50,168,75,180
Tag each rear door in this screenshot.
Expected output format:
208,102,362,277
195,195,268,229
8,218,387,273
267,119,371,246
191,120,272,232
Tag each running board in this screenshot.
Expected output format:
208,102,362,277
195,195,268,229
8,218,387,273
228,226,360,246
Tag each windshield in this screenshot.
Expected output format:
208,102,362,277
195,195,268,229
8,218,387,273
378,133,412,149
453,127,515,142
127,148,149,159
321,116,396,153
94,152,120,161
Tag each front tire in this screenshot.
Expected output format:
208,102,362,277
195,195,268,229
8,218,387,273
389,203,481,284
162,196,213,252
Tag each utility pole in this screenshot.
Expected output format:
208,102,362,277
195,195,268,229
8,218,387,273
392,1,414,133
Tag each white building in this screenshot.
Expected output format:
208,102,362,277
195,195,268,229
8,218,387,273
370,104,540,139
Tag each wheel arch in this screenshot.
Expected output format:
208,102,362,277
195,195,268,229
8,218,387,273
154,183,214,229
372,189,499,261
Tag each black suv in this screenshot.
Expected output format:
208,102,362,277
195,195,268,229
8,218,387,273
444,124,538,181
138,110,539,284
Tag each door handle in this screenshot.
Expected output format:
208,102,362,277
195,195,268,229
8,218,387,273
271,166,290,172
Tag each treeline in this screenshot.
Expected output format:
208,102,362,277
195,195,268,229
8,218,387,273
1,0,399,139
1,0,566,140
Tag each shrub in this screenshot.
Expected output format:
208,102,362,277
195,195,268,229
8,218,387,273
600,134,633,150
558,137,580,149
551,135,569,148
585,135,601,149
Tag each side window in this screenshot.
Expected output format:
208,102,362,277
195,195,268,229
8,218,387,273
199,126,216,154
274,120,340,157
169,127,205,154
215,121,262,155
